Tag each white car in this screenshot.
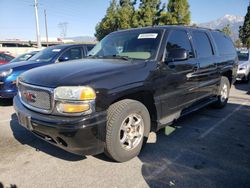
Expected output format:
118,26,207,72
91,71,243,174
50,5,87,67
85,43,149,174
237,50,250,83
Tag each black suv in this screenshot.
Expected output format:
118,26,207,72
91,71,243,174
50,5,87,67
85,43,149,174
14,26,238,162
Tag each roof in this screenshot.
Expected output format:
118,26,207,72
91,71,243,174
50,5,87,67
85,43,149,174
114,25,222,34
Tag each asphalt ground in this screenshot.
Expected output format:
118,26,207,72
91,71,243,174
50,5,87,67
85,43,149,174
0,83,250,188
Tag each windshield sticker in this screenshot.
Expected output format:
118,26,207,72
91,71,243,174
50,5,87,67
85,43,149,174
52,49,61,52
138,33,158,39
240,51,248,54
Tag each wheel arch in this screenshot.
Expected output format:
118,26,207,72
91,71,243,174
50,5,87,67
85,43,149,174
110,90,159,131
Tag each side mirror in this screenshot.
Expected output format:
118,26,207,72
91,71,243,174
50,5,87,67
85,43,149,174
58,56,69,62
166,48,189,62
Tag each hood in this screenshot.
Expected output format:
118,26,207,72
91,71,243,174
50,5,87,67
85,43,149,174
20,59,147,88
0,60,50,72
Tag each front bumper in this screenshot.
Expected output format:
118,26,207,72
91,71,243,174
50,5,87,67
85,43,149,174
13,96,107,156
0,80,17,98
236,69,248,80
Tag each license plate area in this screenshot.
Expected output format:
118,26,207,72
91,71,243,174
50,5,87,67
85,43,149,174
17,112,33,131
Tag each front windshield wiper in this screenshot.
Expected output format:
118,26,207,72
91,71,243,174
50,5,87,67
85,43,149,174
87,54,138,61
93,55,131,61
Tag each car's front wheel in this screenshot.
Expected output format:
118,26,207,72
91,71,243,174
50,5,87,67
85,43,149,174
105,99,150,162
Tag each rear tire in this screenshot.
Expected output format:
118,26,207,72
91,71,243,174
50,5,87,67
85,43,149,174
212,76,230,108
105,99,150,162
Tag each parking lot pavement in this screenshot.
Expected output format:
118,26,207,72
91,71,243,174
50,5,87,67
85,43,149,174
0,84,250,188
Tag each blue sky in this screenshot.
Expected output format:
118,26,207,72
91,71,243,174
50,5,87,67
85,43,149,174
0,0,248,40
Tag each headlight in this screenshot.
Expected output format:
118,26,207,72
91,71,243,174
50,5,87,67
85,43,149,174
54,86,96,101
0,69,13,77
54,86,96,114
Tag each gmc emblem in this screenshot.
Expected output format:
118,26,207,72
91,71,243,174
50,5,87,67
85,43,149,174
23,91,37,103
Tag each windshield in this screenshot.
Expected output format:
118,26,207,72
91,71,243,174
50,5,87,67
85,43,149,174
237,51,249,61
88,29,163,60
10,52,36,63
29,47,63,62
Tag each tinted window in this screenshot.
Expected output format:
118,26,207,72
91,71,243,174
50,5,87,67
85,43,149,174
212,31,235,55
0,54,13,61
60,47,82,61
86,45,94,52
237,51,249,61
166,30,193,55
192,31,213,58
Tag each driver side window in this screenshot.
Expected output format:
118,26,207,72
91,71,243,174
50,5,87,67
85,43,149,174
166,30,193,60
59,47,83,62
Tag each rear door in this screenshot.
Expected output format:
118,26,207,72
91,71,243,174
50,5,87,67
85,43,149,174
159,29,199,119
191,30,219,100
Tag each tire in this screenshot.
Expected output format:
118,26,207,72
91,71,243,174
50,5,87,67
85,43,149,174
212,76,230,108
105,99,151,162
243,73,250,83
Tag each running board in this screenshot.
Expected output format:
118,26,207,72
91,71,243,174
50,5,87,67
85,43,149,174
181,97,217,117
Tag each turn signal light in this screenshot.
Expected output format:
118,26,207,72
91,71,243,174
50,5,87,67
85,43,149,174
57,103,90,113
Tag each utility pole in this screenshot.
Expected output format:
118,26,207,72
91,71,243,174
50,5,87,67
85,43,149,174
34,0,41,48
44,9,49,47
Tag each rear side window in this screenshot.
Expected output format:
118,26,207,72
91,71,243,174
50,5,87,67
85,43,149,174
192,31,213,58
211,31,235,55
166,30,193,54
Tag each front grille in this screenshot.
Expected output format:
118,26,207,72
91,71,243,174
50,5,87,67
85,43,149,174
18,82,53,112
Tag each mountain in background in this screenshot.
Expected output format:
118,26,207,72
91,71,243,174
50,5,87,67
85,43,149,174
65,14,244,43
65,36,96,43
198,14,244,41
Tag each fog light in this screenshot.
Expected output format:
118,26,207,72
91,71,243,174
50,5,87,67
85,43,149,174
57,102,90,113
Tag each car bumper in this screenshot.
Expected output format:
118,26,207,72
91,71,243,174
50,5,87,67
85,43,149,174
13,96,107,156
236,69,248,80
0,81,17,98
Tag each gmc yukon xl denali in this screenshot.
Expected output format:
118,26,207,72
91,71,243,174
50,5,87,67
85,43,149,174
14,26,238,162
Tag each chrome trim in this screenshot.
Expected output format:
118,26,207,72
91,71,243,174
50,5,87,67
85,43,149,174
18,81,54,114
18,81,96,116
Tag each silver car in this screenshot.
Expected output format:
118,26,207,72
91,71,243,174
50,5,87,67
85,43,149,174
237,50,250,83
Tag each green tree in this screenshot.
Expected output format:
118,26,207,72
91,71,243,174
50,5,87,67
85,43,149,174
95,0,118,41
221,24,232,36
161,0,191,25
239,3,250,48
117,0,135,29
234,39,242,48
135,0,163,27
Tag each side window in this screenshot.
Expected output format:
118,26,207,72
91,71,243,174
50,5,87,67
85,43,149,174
86,45,94,52
192,31,214,58
166,30,193,55
3,54,13,61
0,54,4,60
59,47,83,62
211,31,235,55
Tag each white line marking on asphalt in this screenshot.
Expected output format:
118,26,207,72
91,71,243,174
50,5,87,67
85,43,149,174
0,119,11,123
199,101,248,139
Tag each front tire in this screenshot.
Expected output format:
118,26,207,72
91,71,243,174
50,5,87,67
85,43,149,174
213,76,230,108
105,99,150,162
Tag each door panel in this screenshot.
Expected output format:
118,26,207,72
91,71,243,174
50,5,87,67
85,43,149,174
159,29,199,120
191,31,219,99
